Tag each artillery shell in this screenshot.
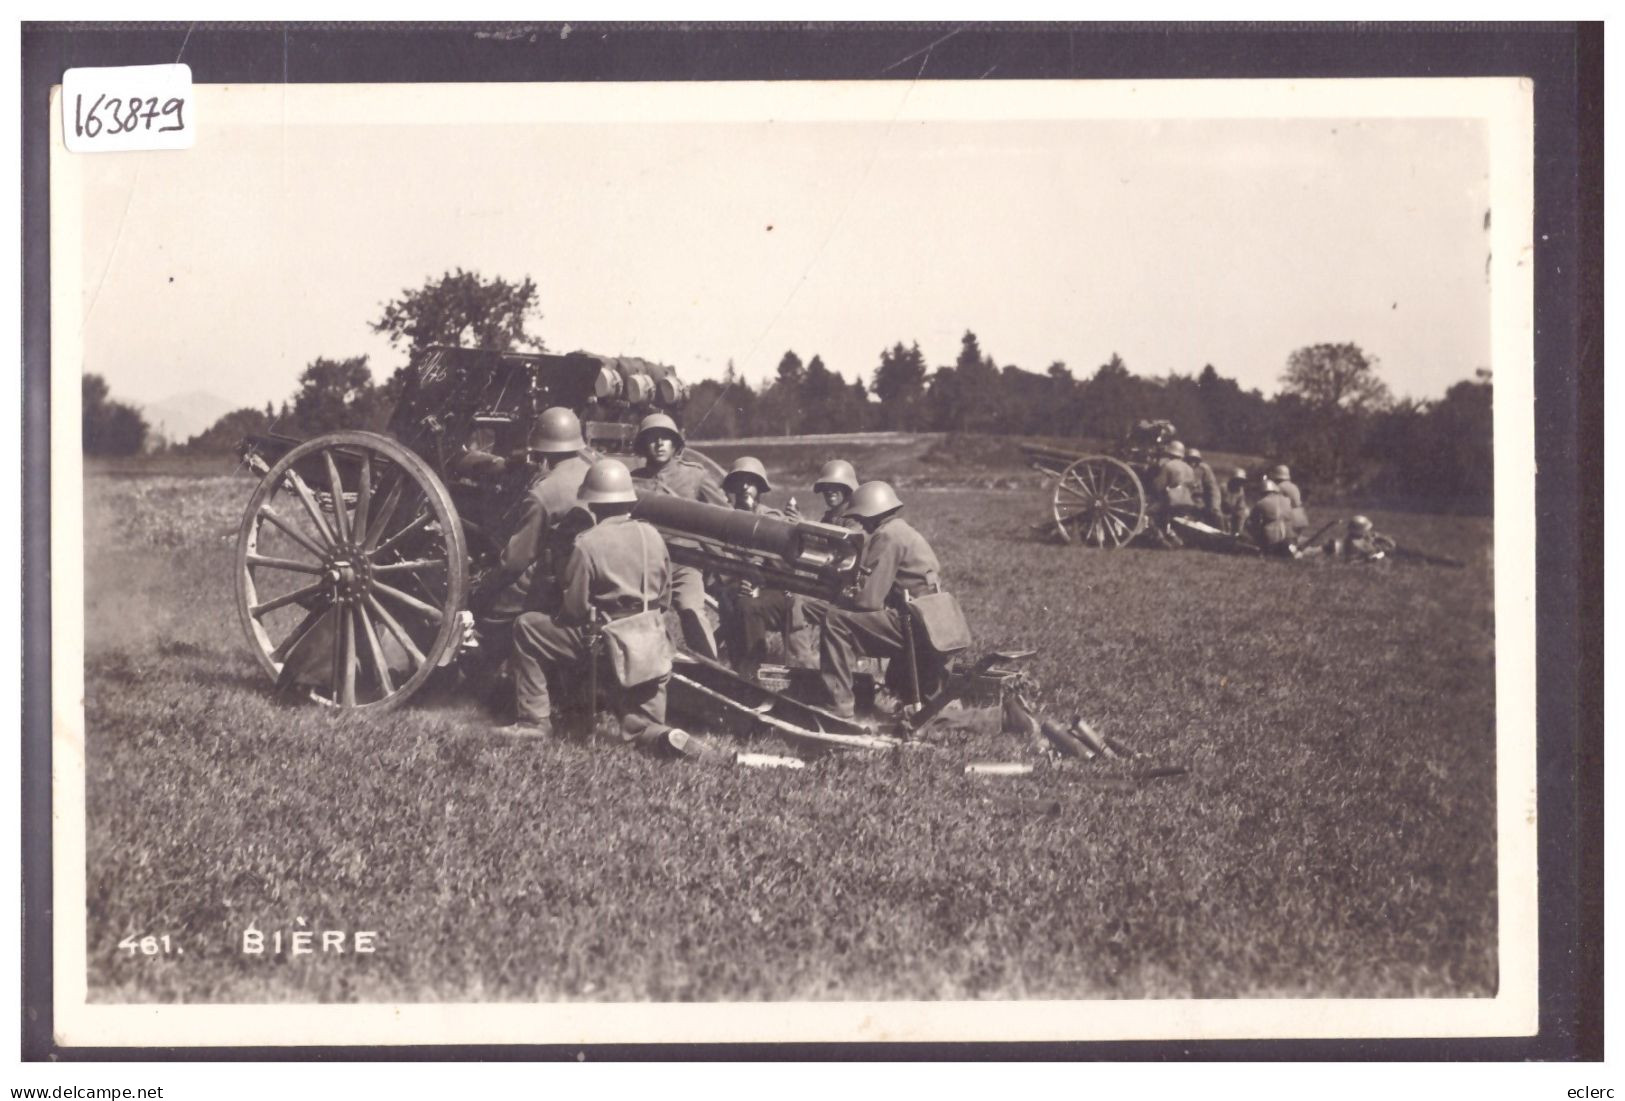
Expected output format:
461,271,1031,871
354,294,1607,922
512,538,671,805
965,762,1036,776
735,753,806,770
1070,718,1118,758
1040,718,1095,759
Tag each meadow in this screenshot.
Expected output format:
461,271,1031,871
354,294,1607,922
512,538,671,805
80,448,1497,1002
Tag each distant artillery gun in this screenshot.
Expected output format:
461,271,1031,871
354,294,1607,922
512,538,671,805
1021,420,1198,547
1021,442,1150,548
232,345,1033,753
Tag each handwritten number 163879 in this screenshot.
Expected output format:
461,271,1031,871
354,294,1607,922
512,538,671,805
73,93,186,139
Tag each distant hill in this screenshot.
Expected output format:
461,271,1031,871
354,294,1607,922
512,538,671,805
141,391,236,445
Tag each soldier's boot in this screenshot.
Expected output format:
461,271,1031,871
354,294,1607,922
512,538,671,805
665,728,733,765
494,716,552,741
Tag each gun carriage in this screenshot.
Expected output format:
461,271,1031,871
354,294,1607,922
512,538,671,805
1020,420,1184,548
235,346,1026,747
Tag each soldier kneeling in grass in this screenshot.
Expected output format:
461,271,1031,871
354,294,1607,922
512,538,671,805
1243,477,1300,558
503,458,725,761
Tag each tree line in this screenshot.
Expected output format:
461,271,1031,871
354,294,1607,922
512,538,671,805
89,269,1493,513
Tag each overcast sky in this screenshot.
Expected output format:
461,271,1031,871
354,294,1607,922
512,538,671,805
69,85,1494,413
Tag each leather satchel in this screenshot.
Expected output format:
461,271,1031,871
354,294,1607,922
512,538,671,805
909,590,972,654
598,525,673,687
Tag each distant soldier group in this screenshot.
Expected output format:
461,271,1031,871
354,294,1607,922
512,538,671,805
478,406,956,752
1138,431,1403,563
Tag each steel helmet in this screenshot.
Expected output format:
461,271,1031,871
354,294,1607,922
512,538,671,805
813,459,859,494
846,481,903,519
1349,515,1374,533
1232,467,1248,481
723,456,773,494
527,407,586,454
1165,440,1186,458
1186,447,1203,462
1271,464,1292,481
634,413,684,452
577,458,639,505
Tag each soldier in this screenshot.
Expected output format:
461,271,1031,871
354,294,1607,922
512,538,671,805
715,457,796,676
505,459,722,760
1187,447,1223,528
1244,477,1299,558
1222,467,1250,535
811,459,860,528
1324,515,1397,562
1150,440,1197,545
1272,464,1309,532
629,413,727,659
816,481,948,722
469,408,597,662
778,458,861,668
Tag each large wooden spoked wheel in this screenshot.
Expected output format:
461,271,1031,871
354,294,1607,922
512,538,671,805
1050,456,1147,548
235,431,468,711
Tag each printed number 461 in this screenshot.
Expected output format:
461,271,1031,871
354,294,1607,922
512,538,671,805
118,933,179,955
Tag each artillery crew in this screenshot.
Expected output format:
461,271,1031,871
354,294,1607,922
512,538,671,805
1187,448,1223,528
1271,464,1309,532
480,409,597,620
812,459,860,528
1149,440,1197,545
506,459,720,760
1244,476,1299,557
629,413,728,660
816,481,949,722
1324,515,1396,563
715,457,798,677
1222,467,1250,535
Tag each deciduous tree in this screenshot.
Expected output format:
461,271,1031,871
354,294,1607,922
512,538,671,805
82,374,149,456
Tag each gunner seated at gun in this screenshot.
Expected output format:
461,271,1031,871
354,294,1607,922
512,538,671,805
629,414,728,660
814,481,950,723
776,459,863,670
713,457,799,679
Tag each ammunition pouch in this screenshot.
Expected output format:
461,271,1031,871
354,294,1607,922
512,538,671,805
597,522,673,687
599,609,673,687
908,591,972,655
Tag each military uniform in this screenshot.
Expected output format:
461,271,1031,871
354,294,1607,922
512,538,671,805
1221,479,1250,535
1193,460,1223,525
819,515,946,717
1245,491,1298,557
632,456,727,658
1329,531,1396,562
770,502,859,669
512,514,674,747
715,501,797,673
1152,458,1197,509
483,453,596,619
1276,478,1309,531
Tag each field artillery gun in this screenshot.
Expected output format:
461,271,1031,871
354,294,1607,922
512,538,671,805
232,345,1030,749
233,345,705,712
1021,420,1187,547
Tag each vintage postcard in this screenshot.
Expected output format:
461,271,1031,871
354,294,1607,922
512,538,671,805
49,74,1536,1048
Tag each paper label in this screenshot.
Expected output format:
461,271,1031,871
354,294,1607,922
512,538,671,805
62,64,194,153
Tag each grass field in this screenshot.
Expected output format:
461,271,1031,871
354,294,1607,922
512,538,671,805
80,457,1497,1003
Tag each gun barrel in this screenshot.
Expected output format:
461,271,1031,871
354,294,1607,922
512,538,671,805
631,493,865,578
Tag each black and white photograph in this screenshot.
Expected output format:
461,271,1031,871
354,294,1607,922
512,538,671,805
34,26,1575,1054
